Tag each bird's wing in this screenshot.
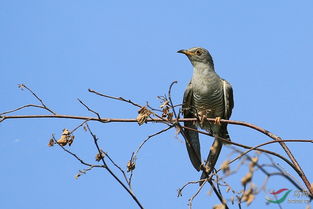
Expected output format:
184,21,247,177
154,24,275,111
182,82,202,171
222,79,234,120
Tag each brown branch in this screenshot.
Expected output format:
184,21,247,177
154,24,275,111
132,126,174,160
232,148,306,194
217,138,312,175
52,134,102,168
18,84,56,115
0,104,51,115
167,81,178,118
181,125,300,178
104,152,130,188
2,114,312,197
188,182,206,209
85,124,144,209
128,125,175,188
77,98,102,120
70,120,90,134
88,89,142,108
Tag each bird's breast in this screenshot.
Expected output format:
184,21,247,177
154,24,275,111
191,75,225,118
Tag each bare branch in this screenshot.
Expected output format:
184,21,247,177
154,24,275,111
18,84,56,115
168,81,178,118
0,104,51,115
2,113,312,197
104,152,130,188
2,83,313,205
85,124,144,209
88,88,142,108
52,134,101,168
77,98,102,119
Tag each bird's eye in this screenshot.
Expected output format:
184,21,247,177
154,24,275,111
196,50,202,56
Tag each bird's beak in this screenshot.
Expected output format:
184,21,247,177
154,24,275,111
177,49,194,56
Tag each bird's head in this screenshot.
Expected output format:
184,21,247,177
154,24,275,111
177,47,214,68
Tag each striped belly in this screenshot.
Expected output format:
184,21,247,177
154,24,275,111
192,82,225,134
193,85,225,118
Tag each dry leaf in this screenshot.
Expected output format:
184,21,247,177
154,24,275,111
250,157,258,168
48,138,55,147
226,186,231,193
242,187,255,206
74,173,81,179
241,172,253,186
160,100,169,108
127,160,136,172
57,135,68,146
18,84,25,89
221,160,230,175
56,129,72,146
213,204,226,209
162,106,169,117
68,135,75,146
62,129,70,135
95,150,105,162
167,112,173,121
136,106,152,125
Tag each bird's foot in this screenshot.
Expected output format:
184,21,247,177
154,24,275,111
214,117,221,125
198,112,207,126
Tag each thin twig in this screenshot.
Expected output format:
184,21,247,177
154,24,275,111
168,81,178,118
53,134,102,168
0,104,50,115
232,148,306,194
133,126,174,159
70,120,90,134
88,89,141,108
129,125,175,187
181,125,299,176
104,152,130,188
217,138,313,176
18,84,56,115
77,98,102,120
85,124,144,209
188,182,206,209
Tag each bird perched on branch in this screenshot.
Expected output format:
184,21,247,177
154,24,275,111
177,47,234,184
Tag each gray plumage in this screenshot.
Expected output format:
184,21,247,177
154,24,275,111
178,47,234,183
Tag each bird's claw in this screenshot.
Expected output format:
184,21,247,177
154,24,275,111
214,117,221,125
198,112,207,126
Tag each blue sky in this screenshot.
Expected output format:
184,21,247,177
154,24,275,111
1,0,313,208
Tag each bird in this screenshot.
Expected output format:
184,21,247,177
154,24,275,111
177,47,234,184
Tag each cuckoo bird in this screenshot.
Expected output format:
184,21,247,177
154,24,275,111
177,47,234,184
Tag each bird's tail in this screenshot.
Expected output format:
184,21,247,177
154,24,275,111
183,122,202,171
199,130,230,185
